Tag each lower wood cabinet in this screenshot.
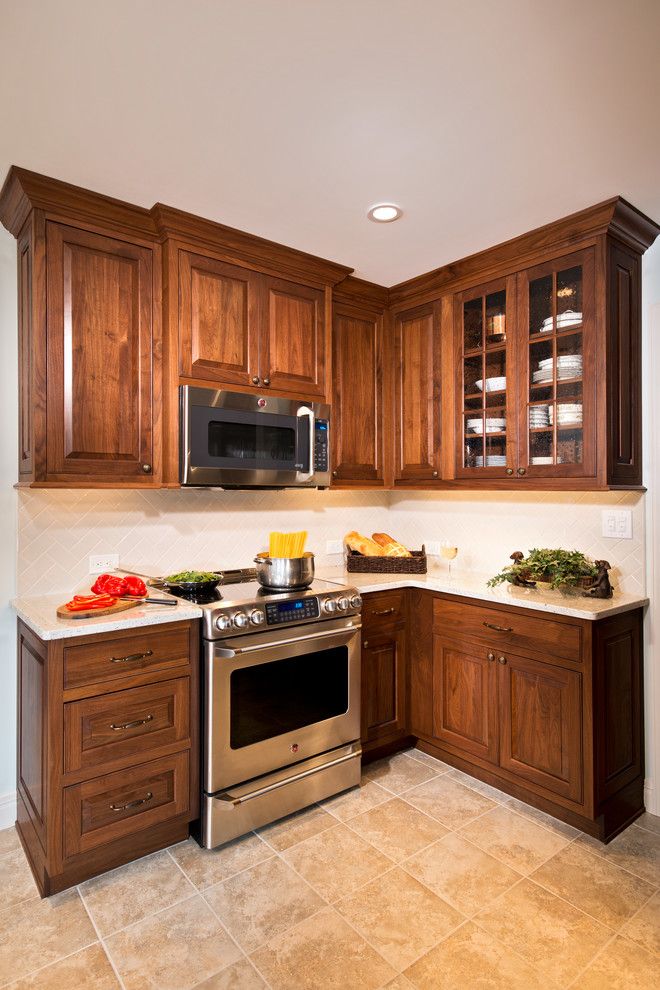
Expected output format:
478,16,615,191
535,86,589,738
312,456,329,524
16,619,199,896
432,636,499,764
360,592,408,753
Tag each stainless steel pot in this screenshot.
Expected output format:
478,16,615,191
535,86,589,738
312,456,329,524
253,553,315,589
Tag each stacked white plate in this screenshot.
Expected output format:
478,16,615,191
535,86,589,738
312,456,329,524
529,405,551,428
466,417,506,435
533,354,582,383
474,455,507,467
550,403,582,427
475,376,506,392
538,310,582,334
531,455,563,465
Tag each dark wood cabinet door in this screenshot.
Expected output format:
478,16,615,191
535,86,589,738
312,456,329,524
393,301,442,483
178,251,259,387
260,275,325,397
332,304,385,484
361,627,406,743
46,222,158,482
498,652,583,803
432,635,498,763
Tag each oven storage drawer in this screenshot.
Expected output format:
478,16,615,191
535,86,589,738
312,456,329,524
63,752,189,858
64,677,190,774
64,625,191,692
202,743,361,848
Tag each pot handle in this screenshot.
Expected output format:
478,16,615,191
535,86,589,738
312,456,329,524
254,555,273,565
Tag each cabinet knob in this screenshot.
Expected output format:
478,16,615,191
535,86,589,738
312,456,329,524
487,651,495,662
432,470,438,478
498,655,507,664
517,467,526,476
141,463,152,474
363,640,369,648
263,377,271,387
332,470,338,478
506,467,514,476
252,376,261,386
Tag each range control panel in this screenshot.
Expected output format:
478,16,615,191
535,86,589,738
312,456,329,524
208,588,362,638
314,419,329,473
265,598,320,625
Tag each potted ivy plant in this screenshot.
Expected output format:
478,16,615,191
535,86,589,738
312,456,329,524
487,548,598,592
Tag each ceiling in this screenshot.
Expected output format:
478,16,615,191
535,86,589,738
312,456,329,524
2,0,659,285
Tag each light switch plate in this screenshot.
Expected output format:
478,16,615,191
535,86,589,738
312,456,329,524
426,541,442,556
601,509,632,540
325,540,343,555
89,553,120,574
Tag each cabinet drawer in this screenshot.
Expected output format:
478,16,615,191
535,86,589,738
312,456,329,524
64,626,191,691
64,677,190,774
433,598,582,663
362,590,405,628
63,752,189,859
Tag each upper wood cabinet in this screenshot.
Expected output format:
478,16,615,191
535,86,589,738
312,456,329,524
261,275,325,397
392,300,442,485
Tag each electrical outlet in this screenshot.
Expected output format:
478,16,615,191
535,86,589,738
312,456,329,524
89,553,120,574
426,541,441,556
326,540,343,555
601,509,632,540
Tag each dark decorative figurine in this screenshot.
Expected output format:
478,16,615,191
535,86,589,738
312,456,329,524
509,551,537,587
583,560,614,599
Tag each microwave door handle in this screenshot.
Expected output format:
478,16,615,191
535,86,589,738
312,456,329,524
295,406,315,482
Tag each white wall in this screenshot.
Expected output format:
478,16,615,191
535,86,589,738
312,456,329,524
0,229,18,826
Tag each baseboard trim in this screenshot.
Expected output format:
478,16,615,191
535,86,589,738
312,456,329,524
0,791,17,831
644,778,655,815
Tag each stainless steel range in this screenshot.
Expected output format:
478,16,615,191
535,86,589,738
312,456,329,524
179,571,362,848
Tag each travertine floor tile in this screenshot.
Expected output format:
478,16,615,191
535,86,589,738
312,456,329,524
572,935,659,989
0,844,39,910
7,943,119,989
349,798,448,862
335,867,464,970
281,823,392,901
251,906,396,989
577,825,660,885
460,805,569,874
405,749,453,772
105,895,241,990
532,841,655,929
192,957,267,989
384,976,415,989
636,811,660,837
256,804,335,851
0,888,97,985
169,834,272,890
362,752,442,794
503,796,580,838
0,826,21,856
80,849,195,936
620,890,660,955
203,857,323,952
405,921,552,990
403,832,520,915
320,780,391,821
404,774,496,829
474,878,612,985
445,768,510,804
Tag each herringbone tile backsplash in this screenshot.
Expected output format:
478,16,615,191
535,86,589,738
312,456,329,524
17,488,645,596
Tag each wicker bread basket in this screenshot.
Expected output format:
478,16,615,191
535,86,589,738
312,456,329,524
345,546,427,574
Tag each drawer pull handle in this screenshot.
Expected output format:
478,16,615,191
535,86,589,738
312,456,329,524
372,608,395,616
110,791,153,812
110,649,154,664
110,714,154,732
483,621,513,633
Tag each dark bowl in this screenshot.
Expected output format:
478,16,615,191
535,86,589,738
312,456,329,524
161,577,221,598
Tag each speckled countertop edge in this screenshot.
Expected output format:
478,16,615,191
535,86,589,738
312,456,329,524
11,593,203,640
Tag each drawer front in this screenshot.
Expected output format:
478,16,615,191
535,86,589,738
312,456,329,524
362,590,406,628
64,677,190,774
64,626,191,691
433,598,582,663
63,752,189,858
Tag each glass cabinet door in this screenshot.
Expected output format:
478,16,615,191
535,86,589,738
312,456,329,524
457,278,515,476
518,249,595,478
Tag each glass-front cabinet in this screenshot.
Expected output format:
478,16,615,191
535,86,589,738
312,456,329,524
455,250,596,482
457,277,516,478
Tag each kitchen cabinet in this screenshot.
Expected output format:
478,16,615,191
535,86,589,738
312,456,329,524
331,278,389,486
261,274,326,397
360,591,407,752
16,619,199,896
431,635,499,764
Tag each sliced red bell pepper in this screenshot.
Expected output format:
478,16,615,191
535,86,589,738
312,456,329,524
122,576,147,597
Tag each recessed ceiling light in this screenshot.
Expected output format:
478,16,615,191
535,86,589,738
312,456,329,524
367,203,402,223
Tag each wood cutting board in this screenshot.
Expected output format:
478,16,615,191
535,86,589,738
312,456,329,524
56,598,145,620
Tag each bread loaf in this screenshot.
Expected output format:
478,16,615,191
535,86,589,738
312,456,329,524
371,533,412,557
344,531,385,557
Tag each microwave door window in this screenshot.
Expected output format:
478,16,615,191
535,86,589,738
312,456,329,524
208,420,296,468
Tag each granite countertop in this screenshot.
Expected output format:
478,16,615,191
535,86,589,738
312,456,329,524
12,593,203,640
317,566,648,621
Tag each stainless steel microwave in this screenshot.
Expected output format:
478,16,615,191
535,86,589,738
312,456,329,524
180,386,331,488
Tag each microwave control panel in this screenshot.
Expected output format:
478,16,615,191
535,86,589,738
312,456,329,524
314,420,329,473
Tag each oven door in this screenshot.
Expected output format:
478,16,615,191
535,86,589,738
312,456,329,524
204,616,361,792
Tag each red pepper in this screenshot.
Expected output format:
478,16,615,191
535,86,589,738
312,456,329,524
123,575,147,598
65,594,117,611
91,573,127,596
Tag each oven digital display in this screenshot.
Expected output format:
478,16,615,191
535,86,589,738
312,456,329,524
265,598,320,624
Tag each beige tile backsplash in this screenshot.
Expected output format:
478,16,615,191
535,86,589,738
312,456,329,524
16,488,645,596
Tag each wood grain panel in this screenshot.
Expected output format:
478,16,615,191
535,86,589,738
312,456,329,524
393,301,442,482
18,633,46,825
408,589,433,737
362,590,405,628
432,636,498,763
63,625,190,692
607,242,641,486
361,627,406,742
261,276,325,396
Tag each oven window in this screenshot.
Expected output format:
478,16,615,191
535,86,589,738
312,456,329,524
208,420,296,465
230,647,349,748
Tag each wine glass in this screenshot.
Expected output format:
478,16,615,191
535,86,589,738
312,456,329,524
440,542,458,579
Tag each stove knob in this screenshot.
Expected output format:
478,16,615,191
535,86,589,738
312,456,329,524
250,609,265,626
215,614,233,631
322,597,338,614
349,594,363,610
233,612,249,628
337,597,349,611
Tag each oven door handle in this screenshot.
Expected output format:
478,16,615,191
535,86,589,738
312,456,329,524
295,406,315,483
215,748,361,806
214,622,361,658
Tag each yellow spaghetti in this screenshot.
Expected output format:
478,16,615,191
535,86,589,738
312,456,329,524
268,531,308,558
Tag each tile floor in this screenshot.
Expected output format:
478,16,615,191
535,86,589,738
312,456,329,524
1,748,659,989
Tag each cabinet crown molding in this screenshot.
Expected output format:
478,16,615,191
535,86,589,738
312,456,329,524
333,275,389,313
